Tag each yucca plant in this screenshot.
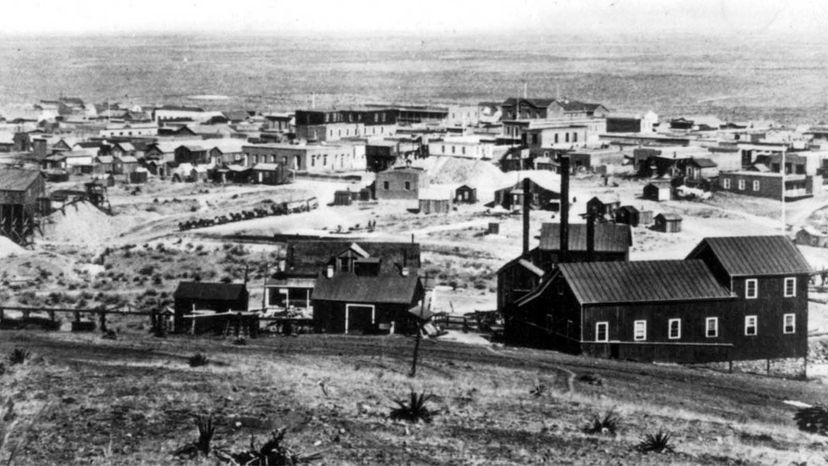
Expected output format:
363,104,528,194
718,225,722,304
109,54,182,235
188,353,208,367
8,348,30,365
584,409,620,436
215,428,323,465
194,414,215,456
389,391,435,423
637,430,674,453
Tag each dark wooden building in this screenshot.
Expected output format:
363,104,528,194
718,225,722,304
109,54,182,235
250,163,289,185
312,270,425,334
172,281,249,333
531,223,631,269
174,145,210,165
492,177,560,211
586,196,621,220
0,169,45,245
643,181,672,201
504,235,810,364
615,205,641,226
455,184,477,204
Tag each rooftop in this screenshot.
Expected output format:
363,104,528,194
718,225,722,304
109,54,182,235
687,236,812,276
538,223,632,253
312,272,421,304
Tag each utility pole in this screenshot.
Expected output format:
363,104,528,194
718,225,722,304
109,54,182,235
781,148,787,232
261,261,268,311
409,287,431,378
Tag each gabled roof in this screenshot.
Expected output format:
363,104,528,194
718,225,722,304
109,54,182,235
687,236,812,276
617,205,639,214
559,260,733,305
95,156,114,164
117,155,138,163
688,158,717,168
312,272,421,304
656,213,682,221
502,97,556,109
538,223,632,253
286,240,420,276
173,281,247,301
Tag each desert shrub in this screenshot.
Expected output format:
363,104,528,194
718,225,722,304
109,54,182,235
637,430,674,453
9,348,30,365
138,265,155,276
584,409,620,436
194,414,216,456
215,428,319,465
389,391,435,423
794,406,828,436
188,353,209,367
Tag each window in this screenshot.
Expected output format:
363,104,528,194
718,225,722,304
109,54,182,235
383,181,389,190
565,133,570,143
783,314,796,334
441,145,445,154
753,180,760,191
705,317,718,338
595,322,608,342
573,132,578,142
784,277,796,297
723,178,731,189
745,279,758,299
404,181,411,191
633,320,646,341
738,179,745,190
532,134,538,145
462,147,466,155
554,134,559,143
745,315,758,335
668,319,681,339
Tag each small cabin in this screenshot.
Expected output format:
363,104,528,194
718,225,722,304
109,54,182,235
615,205,641,227
795,226,828,248
455,184,477,204
654,213,682,233
333,190,353,206
586,196,621,220
643,182,672,202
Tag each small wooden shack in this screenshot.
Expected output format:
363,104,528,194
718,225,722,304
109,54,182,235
250,163,289,185
795,226,828,248
643,181,672,201
455,184,477,204
172,281,249,333
333,190,353,206
586,196,621,219
654,213,682,233
615,205,641,226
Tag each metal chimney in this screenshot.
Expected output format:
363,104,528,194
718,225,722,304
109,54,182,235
559,156,570,263
522,177,531,255
586,204,596,262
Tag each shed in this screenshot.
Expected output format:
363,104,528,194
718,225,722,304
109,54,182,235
251,163,289,185
654,213,682,233
419,187,452,214
455,184,477,204
586,196,621,219
333,190,353,206
615,205,641,226
795,226,828,248
172,281,249,333
638,210,654,226
113,155,139,175
128,168,149,184
0,169,46,244
643,182,672,202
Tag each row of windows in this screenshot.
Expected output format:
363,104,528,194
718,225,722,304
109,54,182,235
528,132,580,145
382,181,411,190
723,178,761,191
595,314,796,342
324,126,387,138
744,277,796,299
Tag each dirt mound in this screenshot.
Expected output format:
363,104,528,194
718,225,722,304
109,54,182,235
43,202,126,245
414,157,508,188
0,236,25,257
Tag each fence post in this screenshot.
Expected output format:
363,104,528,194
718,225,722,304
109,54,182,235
100,312,108,333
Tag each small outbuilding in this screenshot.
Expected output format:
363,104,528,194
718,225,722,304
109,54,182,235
455,184,477,204
250,163,289,185
654,213,682,233
172,281,250,333
333,190,353,206
419,187,452,215
586,196,621,220
795,226,828,248
643,181,672,202
615,205,641,226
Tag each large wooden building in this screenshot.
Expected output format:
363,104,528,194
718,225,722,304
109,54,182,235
172,281,250,333
0,169,45,245
503,236,810,364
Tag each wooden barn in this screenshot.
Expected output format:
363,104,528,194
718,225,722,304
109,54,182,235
795,226,828,248
455,184,477,204
586,196,621,220
312,270,425,335
504,235,810,364
0,169,45,245
654,213,682,233
643,181,672,201
172,281,250,333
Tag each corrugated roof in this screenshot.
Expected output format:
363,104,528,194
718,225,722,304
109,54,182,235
0,169,42,192
687,236,812,276
560,260,733,305
312,272,421,304
173,281,247,301
538,223,632,253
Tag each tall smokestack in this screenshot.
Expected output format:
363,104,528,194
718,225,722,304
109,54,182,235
559,156,570,263
586,204,596,262
522,177,531,256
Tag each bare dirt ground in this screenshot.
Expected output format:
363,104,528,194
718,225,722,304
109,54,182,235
1,330,827,465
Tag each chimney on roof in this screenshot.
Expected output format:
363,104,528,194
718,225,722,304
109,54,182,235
559,155,570,263
522,177,531,256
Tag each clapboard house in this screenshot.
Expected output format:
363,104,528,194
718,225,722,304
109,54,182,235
504,235,810,364
312,268,425,334
0,169,45,245
265,240,421,315
492,176,560,211
172,281,250,333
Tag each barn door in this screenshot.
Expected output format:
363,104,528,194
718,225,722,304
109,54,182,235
345,304,375,334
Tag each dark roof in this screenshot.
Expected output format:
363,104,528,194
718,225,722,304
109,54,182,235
617,205,639,214
557,99,604,113
656,213,682,221
0,169,42,192
687,236,812,276
502,97,555,109
312,272,421,304
538,223,632,253
286,240,421,276
173,281,248,301
689,158,717,168
559,260,733,305
156,105,205,112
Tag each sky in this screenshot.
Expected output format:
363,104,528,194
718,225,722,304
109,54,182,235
2,0,827,38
